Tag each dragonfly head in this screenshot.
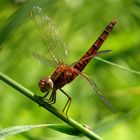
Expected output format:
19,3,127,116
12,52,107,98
39,77,54,93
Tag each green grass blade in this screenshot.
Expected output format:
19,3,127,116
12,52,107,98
95,57,140,75
0,124,82,138
0,124,47,138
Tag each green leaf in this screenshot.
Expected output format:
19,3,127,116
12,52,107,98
47,124,82,136
0,124,82,138
0,124,48,138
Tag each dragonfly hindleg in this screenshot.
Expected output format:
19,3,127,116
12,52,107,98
60,88,71,115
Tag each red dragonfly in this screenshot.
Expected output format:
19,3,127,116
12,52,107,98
30,7,117,115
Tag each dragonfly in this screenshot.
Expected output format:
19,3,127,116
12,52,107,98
30,7,117,115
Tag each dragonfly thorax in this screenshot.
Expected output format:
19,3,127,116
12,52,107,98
39,77,54,93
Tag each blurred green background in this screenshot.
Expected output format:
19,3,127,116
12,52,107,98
0,0,140,140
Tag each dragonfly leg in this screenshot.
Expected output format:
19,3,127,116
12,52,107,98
48,90,56,104
43,91,52,102
59,88,71,115
43,91,50,98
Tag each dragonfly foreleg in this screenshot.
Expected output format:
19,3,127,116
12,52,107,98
43,90,56,104
48,90,56,104
43,91,50,98
59,88,71,115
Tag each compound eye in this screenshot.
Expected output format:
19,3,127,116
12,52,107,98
39,77,53,93
45,78,54,90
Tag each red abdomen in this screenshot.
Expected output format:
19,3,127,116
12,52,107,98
74,19,117,72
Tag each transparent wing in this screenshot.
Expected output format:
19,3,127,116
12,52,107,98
30,6,68,64
32,52,57,67
78,71,116,112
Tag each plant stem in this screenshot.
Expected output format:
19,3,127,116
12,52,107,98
0,72,103,140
